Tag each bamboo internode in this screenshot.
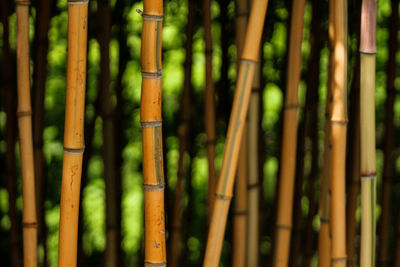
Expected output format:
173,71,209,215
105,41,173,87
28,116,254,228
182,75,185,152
15,0,38,266
140,1,167,266
58,1,89,267
203,1,269,266
360,0,377,267
273,0,306,266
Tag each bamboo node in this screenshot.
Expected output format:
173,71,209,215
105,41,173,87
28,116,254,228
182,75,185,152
142,71,163,79
15,0,30,5
64,147,85,155
143,183,165,191
141,120,163,128
331,119,348,125
251,87,261,93
331,257,347,263
23,221,38,228
240,59,257,65
205,139,216,146
283,104,300,110
232,210,248,216
143,14,163,22
68,0,89,4
16,110,32,118
276,224,291,231
144,263,166,267
360,174,376,180
215,194,232,201
247,182,259,190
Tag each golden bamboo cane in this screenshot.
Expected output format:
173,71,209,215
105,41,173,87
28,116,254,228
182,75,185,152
58,1,89,267
202,0,217,224
232,0,249,265
202,1,269,266
378,0,398,266
168,2,195,266
272,0,306,266
15,0,38,266
139,0,167,265
359,0,377,267
329,0,348,265
2,1,22,266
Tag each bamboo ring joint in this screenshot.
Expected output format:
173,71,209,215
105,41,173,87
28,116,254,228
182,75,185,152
143,15,163,21
144,263,166,267
141,120,163,128
215,194,232,201
361,175,376,180
15,0,30,5
331,257,347,263
142,72,163,79
276,224,291,231
240,58,257,65
64,147,85,155
143,183,165,191
23,221,38,228
17,110,32,118
68,0,89,4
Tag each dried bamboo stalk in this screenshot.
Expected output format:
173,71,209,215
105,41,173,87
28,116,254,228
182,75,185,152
58,1,89,266
359,0,377,267
15,0,38,266
203,1,269,266
140,0,167,265
273,0,306,266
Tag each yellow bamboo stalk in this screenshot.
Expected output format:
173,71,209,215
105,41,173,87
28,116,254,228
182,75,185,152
318,1,335,265
203,0,217,224
15,1,38,266
272,0,306,266
139,0,167,265
203,1,269,266
360,0,377,266
232,0,249,265
378,0,398,266
329,0,348,265
57,1,89,267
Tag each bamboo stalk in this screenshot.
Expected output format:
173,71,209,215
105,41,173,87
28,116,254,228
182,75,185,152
202,1,269,266
202,0,217,225
272,0,306,266
318,0,335,265
15,0,38,266
168,2,195,266
139,0,167,265
329,0,348,265
232,0,249,265
1,1,21,266
378,0,398,266
58,1,89,266
359,0,377,267
97,0,121,265
32,0,52,265
394,213,400,267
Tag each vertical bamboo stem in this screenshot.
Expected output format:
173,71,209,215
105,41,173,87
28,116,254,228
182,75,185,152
273,0,306,266
202,0,217,224
140,0,167,265
203,1,269,266
168,2,195,266
32,0,52,265
1,1,21,266
378,0,398,266
15,0,38,266
58,1,89,267
329,0,348,265
232,0,249,265
394,213,400,267
359,0,377,267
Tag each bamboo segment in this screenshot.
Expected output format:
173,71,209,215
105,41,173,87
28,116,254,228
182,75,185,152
2,1,22,266
378,0,398,265
15,1,38,266
329,0,348,265
202,1,269,266
273,0,306,266
232,0,249,265
140,1,167,265
58,2,89,267
32,0,52,265
203,0,217,224
359,0,377,267
318,1,334,265
168,1,195,266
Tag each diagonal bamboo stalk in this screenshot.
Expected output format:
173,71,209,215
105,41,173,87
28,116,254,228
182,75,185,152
202,0,217,225
359,0,377,267
378,0,398,266
168,1,195,266
272,0,306,266
202,1,269,266
1,1,21,266
329,0,348,265
15,0,38,266
139,0,167,265
32,0,52,265
58,1,89,266
232,0,249,265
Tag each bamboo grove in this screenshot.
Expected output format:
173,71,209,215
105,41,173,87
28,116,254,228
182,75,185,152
2,0,400,266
